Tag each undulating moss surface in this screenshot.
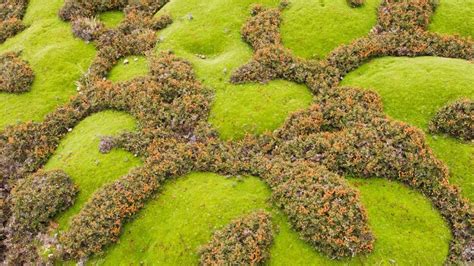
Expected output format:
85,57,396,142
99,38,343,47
2,0,472,264
108,55,149,82
429,0,474,38
342,56,474,201
0,0,96,130
90,174,449,265
45,111,141,231
280,0,380,59
153,0,318,139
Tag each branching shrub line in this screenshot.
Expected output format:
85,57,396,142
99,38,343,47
1,0,473,264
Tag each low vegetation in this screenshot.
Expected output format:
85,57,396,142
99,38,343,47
0,52,34,93
198,211,274,265
430,99,473,141
0,0,472,265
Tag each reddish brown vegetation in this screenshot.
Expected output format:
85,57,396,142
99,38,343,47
0,0,472,264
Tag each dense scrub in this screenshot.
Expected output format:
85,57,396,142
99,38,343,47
0,0,28,43
5,170,77,263
198,211,274,265
0,0,473,264
430,99,474,141
0,52,34,93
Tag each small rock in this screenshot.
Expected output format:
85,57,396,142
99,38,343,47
67,128,72,132
187,13,193,20
123,59,129,65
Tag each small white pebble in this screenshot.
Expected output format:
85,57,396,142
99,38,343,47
123,59,129,64
67,128,72,132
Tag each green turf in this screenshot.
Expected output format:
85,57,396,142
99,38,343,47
98,11,125,28
153,0,315,140
280,0,380,59
429,0,474,38
45,111,142,231
108,55,149,82
0,0,96,130
90,174,449,265
342,56,474,201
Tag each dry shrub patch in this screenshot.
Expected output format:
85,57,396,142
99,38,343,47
5,170,77,264
430,99,474,141
0,0,28,43
199,211,274,265
0,0,473,264
0,52,34,93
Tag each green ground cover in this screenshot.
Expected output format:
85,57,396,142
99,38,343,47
429,0,474,38
342,56,474,201
85,173,449,265
1,0,472,264
0,0,95,129
44,111,141,231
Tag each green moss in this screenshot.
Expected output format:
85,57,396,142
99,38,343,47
3,0,473,264
0,0,96,130
271,178,450,265
342,56,474,201
209,80,313,140
108,55,149,82
45,111,142,230
92,173,272,265
90,174,449,265
99,11,125,28
429,0,474,38
280,0,380,59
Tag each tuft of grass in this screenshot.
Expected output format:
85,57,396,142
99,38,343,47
45,111,142,231
429,0,474,38
342,56,474,201
280,0,380,59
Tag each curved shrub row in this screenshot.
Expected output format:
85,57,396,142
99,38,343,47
198,211,274,266
54,52,213,259
61,0,172,81
430,99,473,141
0,0,28,43
5,170,77,264
230,2,473,264
0,52,34,93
